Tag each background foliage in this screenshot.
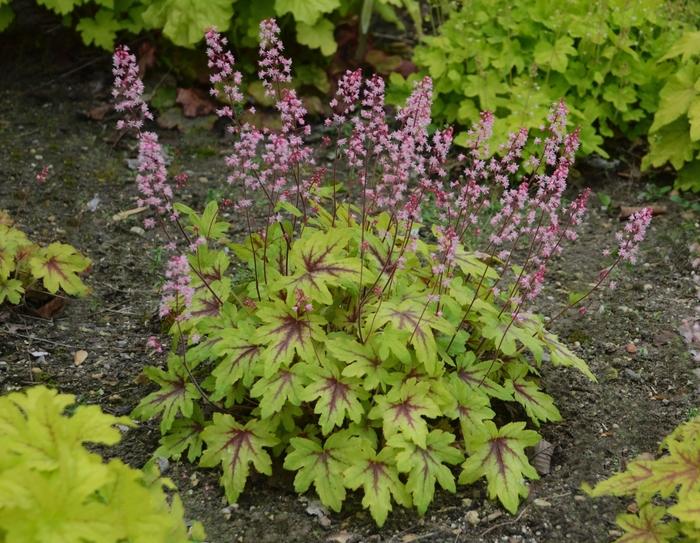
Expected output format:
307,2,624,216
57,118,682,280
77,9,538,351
585,415,700,542
389,0,700,191
0,385,204,542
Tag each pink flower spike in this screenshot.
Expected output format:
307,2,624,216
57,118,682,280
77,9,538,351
112,45,152,131
205,28,243,115
258,19,292,98
616,208,653,264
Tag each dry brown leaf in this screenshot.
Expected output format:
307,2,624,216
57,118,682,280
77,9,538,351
138,42,157,76
74,350,88,366
531,438,554,475
619,205,667,219
85,103,112,121
326,532,353,543
176,88,216,118
112,206,147,222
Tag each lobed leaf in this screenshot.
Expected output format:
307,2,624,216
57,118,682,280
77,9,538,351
199,414,279,503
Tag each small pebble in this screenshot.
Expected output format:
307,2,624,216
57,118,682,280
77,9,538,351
625,342,637,354
534,498,552,507
465,510,479,526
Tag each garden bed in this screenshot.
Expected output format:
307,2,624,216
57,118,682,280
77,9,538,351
1,24,699,543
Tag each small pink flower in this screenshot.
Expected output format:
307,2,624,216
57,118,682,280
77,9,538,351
36,165,50,184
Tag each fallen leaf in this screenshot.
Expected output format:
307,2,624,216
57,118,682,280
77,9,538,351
85,103,112,121
327,532,353,543
619,205,666,219
32,295,66,319
74,350,88,366
138,41,156,76
531,438,554,475
112,206,147,222
176,88,216,118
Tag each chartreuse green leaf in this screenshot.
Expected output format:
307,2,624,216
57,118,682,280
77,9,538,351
0,277,23,304
284,430,368,511
301,360,366,434
328,333,395,391
76,9,122,50
132,355,201,432
210,321,262,394
0,386,200,543
459,421,540,514
0,4,14,32
389,430,464,514
175,201,230,242
276,228,365,305
505,364,561,426
154,405,205,463
613,504,679,543
251,363,308,418
445,382,495,441
587,414,700,542
200,414,279,503
372,299,454,374
254,300,326,377
29,242,90,296
141,0,234,46
343,446,412,527
369,379,441,448
274,0,340,25
296,17,337,56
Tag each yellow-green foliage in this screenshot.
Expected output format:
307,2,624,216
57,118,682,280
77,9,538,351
585,416,700,542
0,386,205,543
0,222,90,305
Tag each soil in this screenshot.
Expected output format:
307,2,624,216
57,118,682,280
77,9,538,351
1,13,699,543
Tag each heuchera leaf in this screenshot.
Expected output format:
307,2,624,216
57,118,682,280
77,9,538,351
199,414,279,503
343,446,412,527
445,383,495,442
459,421,540,513
251,363,307,418
0,277,23,304
276,229,365,305
254,301,326,377
389,429,464,514
373,299,453,374
141,0,234,46
645,438,700,499
29,242,90,296
369,379,441,448
301,362,366,434
614,504,679,543
283,431,366,511
274,0,340,26
450,352,512,402
506,377,562,427
132,356,201,432
584,457,655,500
154,405,205,462
210,321,262,395
328,333,394,391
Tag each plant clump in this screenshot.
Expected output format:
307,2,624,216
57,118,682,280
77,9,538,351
0,386,205,543
115,20,652,525
0,216,90,306
585,415,700,542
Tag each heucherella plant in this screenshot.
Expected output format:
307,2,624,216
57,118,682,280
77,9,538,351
0,386,205,542
584,415,700,542
115,20,653,526
0,218,90,306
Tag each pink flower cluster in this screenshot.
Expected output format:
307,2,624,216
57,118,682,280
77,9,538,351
615,207,653,264
112,46,152,131
205,28,243,120
258,19,291,97
159,254,194,318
